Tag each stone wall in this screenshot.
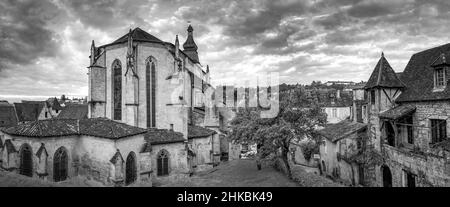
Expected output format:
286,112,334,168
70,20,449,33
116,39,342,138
369,96,450,186
0,133,150,186
188,136,212,166
319,132,362,185
151,142,189,183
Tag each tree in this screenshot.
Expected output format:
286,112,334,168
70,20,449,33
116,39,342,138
228,87,327,178
60,94,66,102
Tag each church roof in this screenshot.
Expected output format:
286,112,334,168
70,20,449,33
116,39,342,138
1,118,147,139
111,27,163,45
188,125,216,139
365,54,405,89
57,104,88,119
396,43,450,102
145,128,185,145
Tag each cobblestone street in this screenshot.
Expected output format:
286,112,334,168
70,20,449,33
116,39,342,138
159,159,342,187
0,159,342,187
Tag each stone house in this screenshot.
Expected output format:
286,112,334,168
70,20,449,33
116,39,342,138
187,125,218,171
364,44,450,187
14,101,56,123
318,120,366,186
321,90,353,124
0,118,152,186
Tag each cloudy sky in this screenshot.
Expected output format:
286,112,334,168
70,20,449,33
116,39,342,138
1,0,450,102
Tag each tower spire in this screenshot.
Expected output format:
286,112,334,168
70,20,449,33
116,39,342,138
90,40,96,66
183,24,199,63
175,35,180,59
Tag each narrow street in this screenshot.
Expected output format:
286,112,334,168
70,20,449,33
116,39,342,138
161,159,299,187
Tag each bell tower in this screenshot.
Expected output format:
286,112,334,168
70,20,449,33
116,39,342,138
182,24,200,64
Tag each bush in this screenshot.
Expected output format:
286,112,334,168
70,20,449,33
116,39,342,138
300,141,319,161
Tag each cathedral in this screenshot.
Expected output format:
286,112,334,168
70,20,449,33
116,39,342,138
87,24,225,183
0,25,227,186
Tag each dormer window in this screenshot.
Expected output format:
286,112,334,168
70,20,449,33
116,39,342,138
434,67,446,89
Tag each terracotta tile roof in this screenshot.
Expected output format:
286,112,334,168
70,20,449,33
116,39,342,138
319,120,367,142
188,125,216,139
379,105,416,120
14,102,45,122
79,118,147,139
1,118,147,139
396,43,450,102
0,104,18,127
57,104,88,119
365,54,405,89
145,128,185,145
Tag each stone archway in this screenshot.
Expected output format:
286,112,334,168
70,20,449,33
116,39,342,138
382,165,392,187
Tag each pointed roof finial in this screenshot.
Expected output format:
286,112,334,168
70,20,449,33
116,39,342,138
381,51,384,57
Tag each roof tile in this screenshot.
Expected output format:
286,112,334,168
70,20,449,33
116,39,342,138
365,55,404,89
319,120,367,142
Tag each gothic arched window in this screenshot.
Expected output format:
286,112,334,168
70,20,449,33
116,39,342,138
19,143,33,177
146,58,156,128
157,150,169,176
112,59,122,120
54,147,68,182
125,152,137,185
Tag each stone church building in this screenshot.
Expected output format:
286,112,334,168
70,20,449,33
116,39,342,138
0,25,227,186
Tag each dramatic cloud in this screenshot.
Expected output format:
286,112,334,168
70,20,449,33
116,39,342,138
0,0,63,69
1,0,450,101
